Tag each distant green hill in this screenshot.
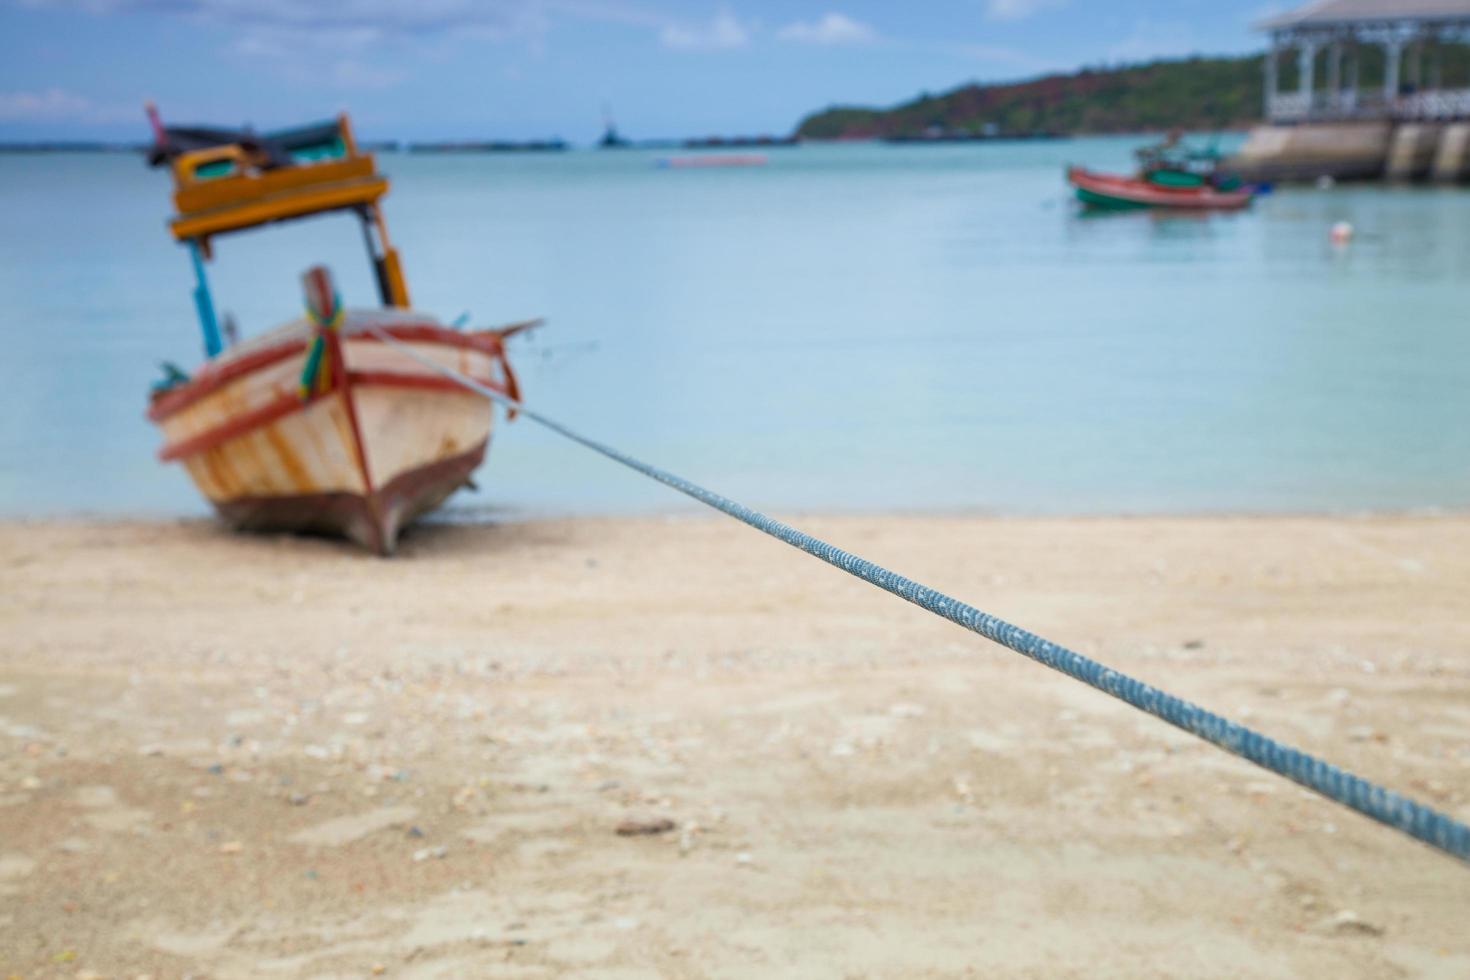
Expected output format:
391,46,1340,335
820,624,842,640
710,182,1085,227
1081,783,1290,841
795,55,1268,139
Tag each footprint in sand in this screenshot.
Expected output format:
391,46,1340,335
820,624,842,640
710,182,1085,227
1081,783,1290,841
460,810,575,845
288,806,418,847
75,784,151,832
137,922,236,958
0,853,37,897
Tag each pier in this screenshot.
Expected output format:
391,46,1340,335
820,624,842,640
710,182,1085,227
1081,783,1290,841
1230,0,1470,182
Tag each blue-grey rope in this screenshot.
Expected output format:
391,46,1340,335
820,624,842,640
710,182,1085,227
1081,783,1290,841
370,327,1470,865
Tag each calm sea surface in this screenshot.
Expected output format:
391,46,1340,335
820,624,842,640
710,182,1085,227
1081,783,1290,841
2,136,1468,519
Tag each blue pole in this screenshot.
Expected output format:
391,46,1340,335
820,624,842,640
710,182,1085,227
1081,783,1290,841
188,240,223,358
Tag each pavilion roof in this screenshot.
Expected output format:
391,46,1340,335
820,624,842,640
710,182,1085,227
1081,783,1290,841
1259,0,1470,30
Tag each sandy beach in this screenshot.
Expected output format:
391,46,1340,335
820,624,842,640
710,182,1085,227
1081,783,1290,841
2,513,1468,978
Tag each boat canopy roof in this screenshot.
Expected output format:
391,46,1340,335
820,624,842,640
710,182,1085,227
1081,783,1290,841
149,112,389,252
147,120,346,169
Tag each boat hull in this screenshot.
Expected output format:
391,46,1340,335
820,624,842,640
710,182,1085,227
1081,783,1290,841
1067,166,1254,211
212,439,487,551
149,310,517,554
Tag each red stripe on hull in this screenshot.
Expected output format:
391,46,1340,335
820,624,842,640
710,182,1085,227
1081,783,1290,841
158,390,307,461
211,439,488,555
348,371,506,395
355,325,508,357
1067,166,1253,210
157,374,500,462
148,322,506,422
149,341,309,421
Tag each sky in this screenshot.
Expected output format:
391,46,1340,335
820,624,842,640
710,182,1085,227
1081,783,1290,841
0,0,1279,142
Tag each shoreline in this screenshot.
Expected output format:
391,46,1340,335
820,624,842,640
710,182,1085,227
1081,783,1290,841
3,513,1469,976
6,501,1470,528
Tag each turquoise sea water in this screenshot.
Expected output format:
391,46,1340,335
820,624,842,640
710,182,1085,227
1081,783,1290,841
1,136,1468,519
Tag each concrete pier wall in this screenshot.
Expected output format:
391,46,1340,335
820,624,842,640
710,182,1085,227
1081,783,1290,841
1386,124,1442,181
1228,123,1391,182
1432,123,1470,182
1228,121,1470,184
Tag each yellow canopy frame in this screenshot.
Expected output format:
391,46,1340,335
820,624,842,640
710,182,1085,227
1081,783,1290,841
162,112,410,310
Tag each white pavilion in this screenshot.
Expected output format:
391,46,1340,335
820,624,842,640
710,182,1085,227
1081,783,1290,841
1233,0,1470,179
1261,0,1470,120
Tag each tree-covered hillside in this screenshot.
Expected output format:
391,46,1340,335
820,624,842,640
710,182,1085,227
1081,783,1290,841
795,56,1267,139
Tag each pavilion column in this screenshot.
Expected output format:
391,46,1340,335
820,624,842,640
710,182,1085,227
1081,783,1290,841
1298,40,1318,112
1328,42,1343,105
1346,45,1360,113
1264,37,1280,118
1385,39,1403,100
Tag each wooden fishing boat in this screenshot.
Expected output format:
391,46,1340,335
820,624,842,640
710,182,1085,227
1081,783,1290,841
1067,165,1255,211
145,107,534,554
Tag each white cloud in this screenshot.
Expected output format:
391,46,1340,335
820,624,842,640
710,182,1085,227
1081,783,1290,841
984,0,1066,22
220,23,405,89
659,8,750,50
19,0,541,38
0,88,92,120
776,12,875,46
328,60,410,90
1106,19,1198,62
951,42,1056,73
19,0,545,90
22,0,758,63
0,87,136,123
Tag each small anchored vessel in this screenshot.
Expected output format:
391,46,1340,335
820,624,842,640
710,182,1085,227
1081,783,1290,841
655,153,768,168
144,107,536,554
1068,134,1256,211
1067,165,1255,210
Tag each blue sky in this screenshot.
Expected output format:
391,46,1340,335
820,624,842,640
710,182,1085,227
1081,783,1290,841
0,1,1277,142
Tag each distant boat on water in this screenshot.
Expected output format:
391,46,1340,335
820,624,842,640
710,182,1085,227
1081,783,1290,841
595,103,799,151
598,124,631,149
1067,134,1255,211
656,153,768,169
598,103,632,148
1067,166,1254,210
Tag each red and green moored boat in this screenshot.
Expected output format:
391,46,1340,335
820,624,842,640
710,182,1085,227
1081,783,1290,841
1067,165,1255,211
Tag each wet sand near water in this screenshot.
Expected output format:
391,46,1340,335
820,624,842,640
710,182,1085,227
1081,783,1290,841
1,514,1469,978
